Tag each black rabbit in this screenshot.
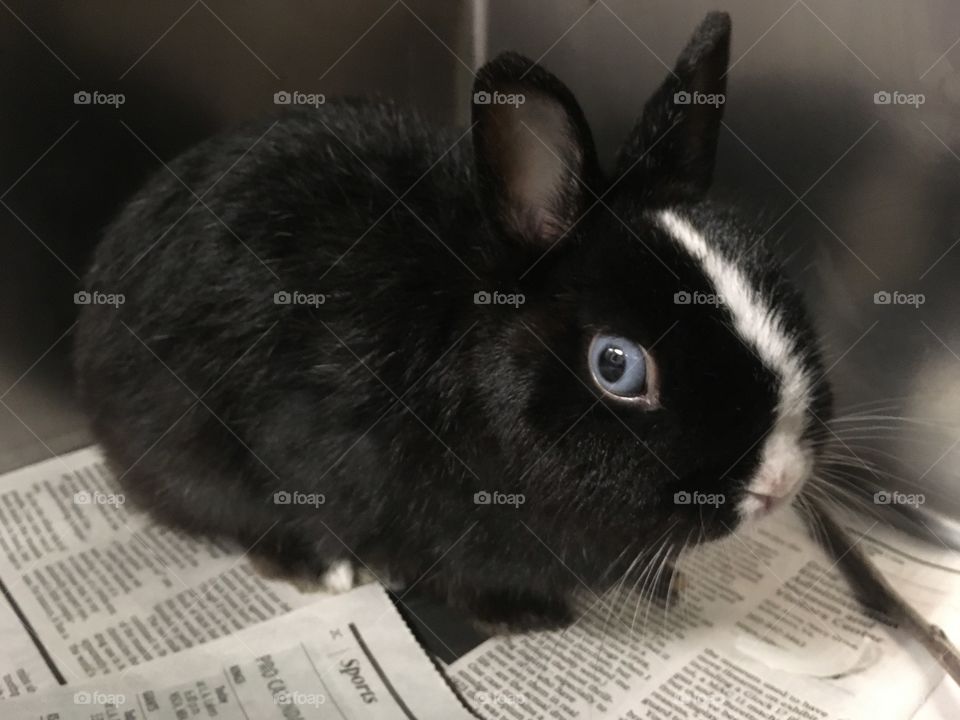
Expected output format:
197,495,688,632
75,12,831,630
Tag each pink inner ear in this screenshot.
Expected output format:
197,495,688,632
490,96,583,245
505,204,567,246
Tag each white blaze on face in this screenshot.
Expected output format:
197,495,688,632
657,209,815,521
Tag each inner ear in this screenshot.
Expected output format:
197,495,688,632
479,94,586,242
473,53,599,247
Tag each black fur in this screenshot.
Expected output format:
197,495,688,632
74,13,829,629
616,11,730,202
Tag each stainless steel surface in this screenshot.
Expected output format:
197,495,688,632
0,0,473,474
485,0,960,521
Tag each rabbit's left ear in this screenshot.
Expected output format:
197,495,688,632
472,52,600,247
615,12,731,203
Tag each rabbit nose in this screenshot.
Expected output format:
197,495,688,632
740,451,809,521
744,490,778,513
756,468,797,499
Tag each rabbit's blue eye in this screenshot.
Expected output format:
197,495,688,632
589,335,649,399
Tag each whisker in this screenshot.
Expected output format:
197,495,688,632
629,538,669,633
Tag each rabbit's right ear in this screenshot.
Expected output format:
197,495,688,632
472,53,600,247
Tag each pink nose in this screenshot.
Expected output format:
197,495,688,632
746,491,777,513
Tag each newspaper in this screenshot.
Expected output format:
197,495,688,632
0,447,325,695
4,582,473,719
0,446,958,719
449,510,960,719
0,447,473,718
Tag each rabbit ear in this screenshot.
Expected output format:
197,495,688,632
472,53,600,247
615,12,731,203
